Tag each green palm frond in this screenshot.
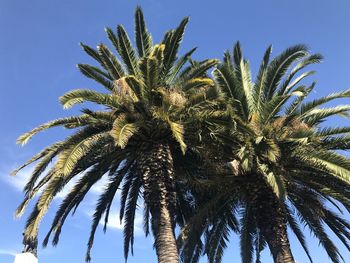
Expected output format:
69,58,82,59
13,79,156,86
254,45,272,112
17,115,95,145
183,78,214,91
284,82,316,115
254,231,266,263
168,120,187,154
123,175,141,260
240,206,255,263
43,160,112,247
234,48,254,115
57,133,108,176
150,44,165,64
263,169,286,199
278,53,323,95
301,105,350,125
316,126,350,137
281,70,316,95
116,25,139,76
206,217,230,263
304,150,350,184
139,56,160,91
123,75,145,100
162,17,189,74
110,114,140,149
97,44,125,80
77,64,113,91
321,135,350,150
86,167,127,262
213,63,249,120
180,59,219,82
11,142,62,176
59,89,121,109
22,144,62,195
79,43,104,65
24,170,69,241
134,6,153,58
264,44,308,99
290,190,343,263
286,206,313,263
104,27,119,51
300,89,350,115
167,48,197,84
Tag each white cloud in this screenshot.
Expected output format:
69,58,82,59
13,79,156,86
3,167,32,192
90,176,109,195
84,204,143,235
0,249,18,256
101,211,143,234
2,163,109,199
4,162,145,236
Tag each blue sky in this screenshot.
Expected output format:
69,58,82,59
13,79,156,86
1,0,350,262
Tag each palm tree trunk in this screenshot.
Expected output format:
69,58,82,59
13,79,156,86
249,177,295,263
259,206,295,263
138,142,179,263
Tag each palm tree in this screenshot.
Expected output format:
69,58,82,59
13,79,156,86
12,7,218,263
178,42,350,263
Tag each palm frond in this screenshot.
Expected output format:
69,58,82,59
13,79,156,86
17,115,95,145
278,53,323,95
85,167,128,262
168,120,187,154
301,105,350,125
254,45,272,112
59,89,121,109
167,48,197,84
286,206,313,263
240,206,255,263
97,44,125,80
43,160,112,247
77,64,114,91
300,89,350,116
134,6,153,58
123,175,141,260
116,25,139,75
110,114,140,149
162,17,189,73
57,133,108,176
264,44,308,99
139,56,159,91
80,43,104,65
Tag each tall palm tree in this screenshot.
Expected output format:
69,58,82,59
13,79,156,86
12,7,218,262
178,42,350,263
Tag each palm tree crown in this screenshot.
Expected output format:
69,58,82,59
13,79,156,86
179,42,350,263
13,7,218,262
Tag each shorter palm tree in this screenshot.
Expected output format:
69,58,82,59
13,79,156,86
179,42,350,263
12,7,218,263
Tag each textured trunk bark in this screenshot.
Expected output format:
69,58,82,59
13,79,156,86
138,142,179,263
261,212,295,263
249,177,295,263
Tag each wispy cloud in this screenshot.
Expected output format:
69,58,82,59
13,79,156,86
2,163,109,199
2,166,32,192
55,174,111,199
3,161,145,236
101,211,143,234
84,204,143,235
90,176,109,195
0,248,18,256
